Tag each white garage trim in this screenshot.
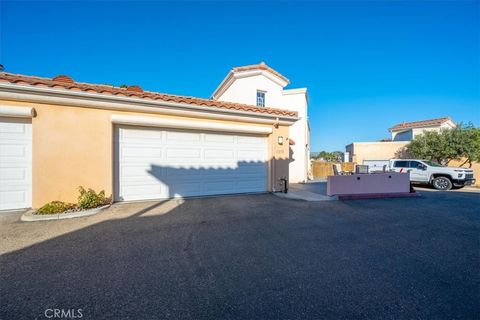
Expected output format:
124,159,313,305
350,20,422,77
0,105,35,118
111,114,273,135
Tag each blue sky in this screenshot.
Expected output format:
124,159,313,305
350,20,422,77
1,1,479,151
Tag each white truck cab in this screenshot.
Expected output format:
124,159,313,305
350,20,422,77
389,159,476,190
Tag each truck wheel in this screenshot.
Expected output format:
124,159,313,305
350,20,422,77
432,177,452,191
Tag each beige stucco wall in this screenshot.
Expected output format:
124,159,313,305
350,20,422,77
347,141,409,164
449,159,480,187
269,125,291,192
1,99,290,207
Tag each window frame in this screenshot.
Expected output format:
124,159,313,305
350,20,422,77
256,90,266,107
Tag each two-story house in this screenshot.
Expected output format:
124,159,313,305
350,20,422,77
346,117,456,164
390,117,456,141
0,63,308,210
212,62,310,183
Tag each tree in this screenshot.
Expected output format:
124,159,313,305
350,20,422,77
457,125,480,167
405,123,480,167
315,151,344,162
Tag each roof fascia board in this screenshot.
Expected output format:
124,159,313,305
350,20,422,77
234,70,288,87
211,72,235,100
282,88,307,95
390,124,447,132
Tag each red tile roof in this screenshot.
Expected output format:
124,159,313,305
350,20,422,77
390,117,454,131
232,62,289,83
0,72,298,117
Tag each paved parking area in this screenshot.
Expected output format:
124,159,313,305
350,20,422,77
1,189,479,319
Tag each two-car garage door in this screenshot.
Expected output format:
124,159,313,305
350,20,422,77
114,126,268,201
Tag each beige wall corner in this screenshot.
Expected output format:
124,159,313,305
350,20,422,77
269,125,291,192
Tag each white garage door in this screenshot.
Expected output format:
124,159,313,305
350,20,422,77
115,126,268,201
0,117,32,210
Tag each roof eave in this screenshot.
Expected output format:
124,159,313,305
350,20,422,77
0,83,300,125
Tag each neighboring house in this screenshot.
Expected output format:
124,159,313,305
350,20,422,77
390,117,456,141
346,117,456,164
345,141,411,165
212,62,310,183
0,67,301,211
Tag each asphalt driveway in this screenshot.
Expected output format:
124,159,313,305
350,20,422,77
1,189,479,319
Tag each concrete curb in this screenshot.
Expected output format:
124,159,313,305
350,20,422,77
21,205,110,222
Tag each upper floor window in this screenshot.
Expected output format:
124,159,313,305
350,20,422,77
256,91,266,107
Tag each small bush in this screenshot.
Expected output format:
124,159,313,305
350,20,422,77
77,186,110,210
36,201,76,215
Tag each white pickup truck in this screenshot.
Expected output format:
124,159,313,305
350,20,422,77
389,159,476,190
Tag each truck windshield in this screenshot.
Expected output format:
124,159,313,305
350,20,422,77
423,160,444,167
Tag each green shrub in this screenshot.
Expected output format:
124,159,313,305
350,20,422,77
36,201,76,215
77,186,110,210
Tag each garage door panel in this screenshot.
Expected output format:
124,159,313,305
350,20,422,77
120,166,157,179
165,182,202,197
119,178,162,187
120,184,164,201
166,147,202,160
237,162,267,178
0,120,30,137
164,167,205,178
0,167,28,183
0,144,28,159
204,134,235,144
237,135,267,145
236,179,266,191
166,131,201,143
0,190,27,207
237,162,267,171
203,180,236,194
115,126,268,201
237,150,268,162
204,149,235,160
119,127,163,141
0,122,26,133
122,145,162,157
